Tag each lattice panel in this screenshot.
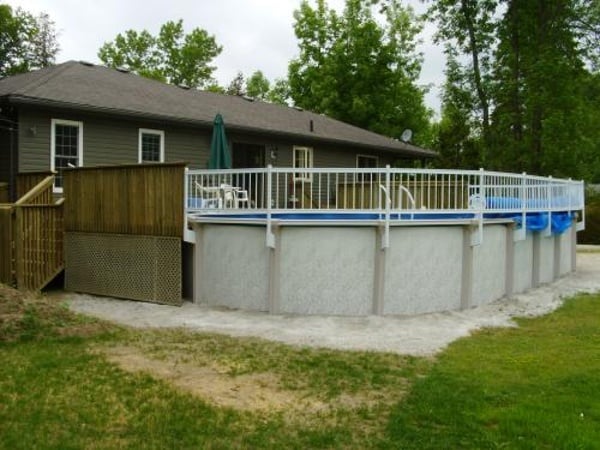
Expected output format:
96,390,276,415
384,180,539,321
65,232,182,305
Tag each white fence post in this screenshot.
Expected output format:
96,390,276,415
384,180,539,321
266,165,276,248
471,168,485,246
382,165,391,249
542,176,553,237
577,179,586,231
514,171,527,242
183,167,196,243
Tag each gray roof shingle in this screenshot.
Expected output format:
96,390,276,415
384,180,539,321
0,61,435,157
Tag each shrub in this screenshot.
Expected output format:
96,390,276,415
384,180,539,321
578,188,600,244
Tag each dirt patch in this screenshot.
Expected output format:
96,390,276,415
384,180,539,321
97,345,390,415
99,345,325,413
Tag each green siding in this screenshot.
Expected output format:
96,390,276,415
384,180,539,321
16,107,406,175
18,110,51,173
17,107,210,173
167,126,210,168
313,145,398,168
228,132,398,169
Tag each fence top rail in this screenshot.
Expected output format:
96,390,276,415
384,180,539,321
15,176,54,206
186,167,582,185
64,161,188,173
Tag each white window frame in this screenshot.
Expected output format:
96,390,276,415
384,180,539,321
138,128,165,163
293,146,313,182
356,154,378,168
50,119,83,193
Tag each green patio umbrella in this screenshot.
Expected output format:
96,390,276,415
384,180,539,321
208,113,232,169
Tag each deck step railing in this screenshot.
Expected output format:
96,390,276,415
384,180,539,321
186,167,585,217
0,175,64,290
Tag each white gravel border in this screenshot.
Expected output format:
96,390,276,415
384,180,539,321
65,249,600,356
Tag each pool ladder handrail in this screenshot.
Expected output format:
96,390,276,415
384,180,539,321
378,183,416,249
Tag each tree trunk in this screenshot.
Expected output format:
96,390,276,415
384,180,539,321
461,0,491,163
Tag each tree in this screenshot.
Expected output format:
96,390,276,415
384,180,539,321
98,20,221,89
288,0,340,114
573,0,600,71
0,5,59,77
288,0,431,144
491,0,592,177
245,70,270,100
244,70,290,104
433,54,480,169
429,0,600,180
426,0,497,164
226,71,245,96
223,70,290,104
29,12,58,68
266,78,290,105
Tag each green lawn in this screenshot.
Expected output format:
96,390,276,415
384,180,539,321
1,285,599,449
387,294,600,449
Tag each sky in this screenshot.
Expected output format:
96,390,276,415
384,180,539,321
6,0,445,115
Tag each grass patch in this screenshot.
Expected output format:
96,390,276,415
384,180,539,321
0,285,428,448
387,293,600,449
0,284,115,343
120,329,427,398
1,285,600,448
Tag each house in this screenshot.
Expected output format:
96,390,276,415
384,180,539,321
0,60,435,199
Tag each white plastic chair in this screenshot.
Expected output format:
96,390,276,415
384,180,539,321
220,184,249,208
194,182,220,208
235,188,249,208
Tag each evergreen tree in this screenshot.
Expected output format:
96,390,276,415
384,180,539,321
226,71,245,96
491,0,590,177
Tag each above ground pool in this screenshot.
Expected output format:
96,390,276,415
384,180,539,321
184,167,584,317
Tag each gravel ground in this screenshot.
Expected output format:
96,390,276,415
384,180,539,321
65,249,600,356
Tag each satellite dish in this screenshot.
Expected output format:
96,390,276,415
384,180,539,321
400,129,413,143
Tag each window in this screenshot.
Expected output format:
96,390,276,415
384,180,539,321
356,155,378,183
356,154,378,168
293,146,313,182
138,129,165,163
51,119,83,192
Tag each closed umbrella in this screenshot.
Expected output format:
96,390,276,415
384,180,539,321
208,113,232,169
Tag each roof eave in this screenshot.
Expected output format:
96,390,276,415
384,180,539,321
5,95,436,158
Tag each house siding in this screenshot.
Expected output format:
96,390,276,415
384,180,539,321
18,109,50,173
313,145,397,168
228,132,400,169
16,106,411,175
17,107,211,173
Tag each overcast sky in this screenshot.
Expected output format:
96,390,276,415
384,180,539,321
6,0,445,115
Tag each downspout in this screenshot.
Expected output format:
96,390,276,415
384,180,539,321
1,109,18,202
9,120,16,201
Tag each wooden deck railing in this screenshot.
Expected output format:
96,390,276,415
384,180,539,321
16,171,55,199
0,175,64,290
0,205,13,285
